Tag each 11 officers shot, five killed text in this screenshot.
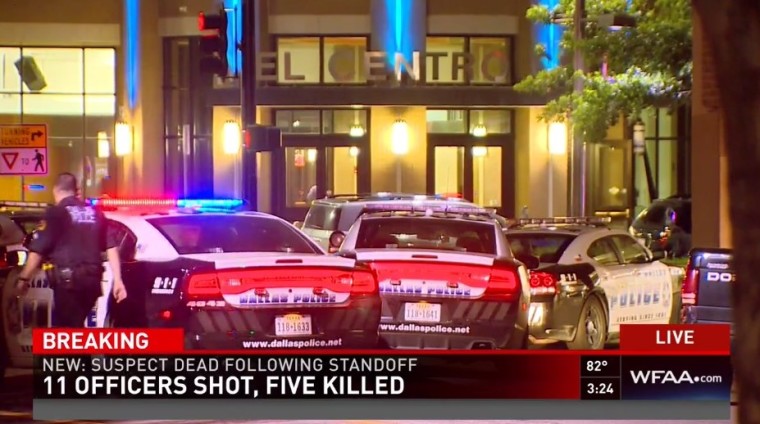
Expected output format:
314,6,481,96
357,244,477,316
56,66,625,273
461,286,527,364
40,357,417,397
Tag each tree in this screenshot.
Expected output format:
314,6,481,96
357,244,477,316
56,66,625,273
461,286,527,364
516,0,692,141
691,1,760,422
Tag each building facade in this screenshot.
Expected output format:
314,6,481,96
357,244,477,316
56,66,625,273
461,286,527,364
0,0,693,228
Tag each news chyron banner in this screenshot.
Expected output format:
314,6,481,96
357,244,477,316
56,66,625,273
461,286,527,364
33,325,731,403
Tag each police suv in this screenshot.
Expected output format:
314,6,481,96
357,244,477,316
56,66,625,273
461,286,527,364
4,198,382,364
335,202,531,350
301,193,508,252
505,217,684,350
681,248,734,332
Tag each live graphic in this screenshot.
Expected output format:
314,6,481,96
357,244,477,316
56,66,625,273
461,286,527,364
621,356,732,400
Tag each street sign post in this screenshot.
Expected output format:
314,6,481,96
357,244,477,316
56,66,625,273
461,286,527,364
0,124,48,175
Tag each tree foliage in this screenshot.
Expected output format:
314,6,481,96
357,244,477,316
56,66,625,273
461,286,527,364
516,0,692,142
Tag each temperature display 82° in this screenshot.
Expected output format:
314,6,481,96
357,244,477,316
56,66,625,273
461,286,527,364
580,356,621,378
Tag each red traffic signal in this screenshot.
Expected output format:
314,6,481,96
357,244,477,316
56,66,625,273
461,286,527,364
197,8,228,77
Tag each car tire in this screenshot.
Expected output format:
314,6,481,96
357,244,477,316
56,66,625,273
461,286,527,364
567,296,607,350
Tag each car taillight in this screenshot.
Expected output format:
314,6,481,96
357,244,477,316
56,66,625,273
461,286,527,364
485,267,520,301
681,264,699,306
187,272,220,299
348,270,377,295
529,271,557,296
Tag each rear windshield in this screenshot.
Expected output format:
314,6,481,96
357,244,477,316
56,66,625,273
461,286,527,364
355,217,497,255
635,204,669,224
147,215,319,255
507,233,575,263
303,204,341,231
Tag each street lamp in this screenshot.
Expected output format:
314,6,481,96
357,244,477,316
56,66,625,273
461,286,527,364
114,121,132,156
97,131,110,158
547,122,568,217
391,120,409,192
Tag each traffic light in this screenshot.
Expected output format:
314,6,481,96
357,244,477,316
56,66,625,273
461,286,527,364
198,8,228,77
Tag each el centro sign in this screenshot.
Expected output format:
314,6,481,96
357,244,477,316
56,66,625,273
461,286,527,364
255,50,510,83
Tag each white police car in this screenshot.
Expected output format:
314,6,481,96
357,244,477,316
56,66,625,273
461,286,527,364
505,217,683,349
3,198,381,366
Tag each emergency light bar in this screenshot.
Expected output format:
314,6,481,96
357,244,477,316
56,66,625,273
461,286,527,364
87,198,245,210
515,217,612,226
0,201,50,209
362,202,490,215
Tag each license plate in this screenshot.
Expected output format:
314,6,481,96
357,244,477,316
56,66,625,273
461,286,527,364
404,302,441,323
274,314,312,336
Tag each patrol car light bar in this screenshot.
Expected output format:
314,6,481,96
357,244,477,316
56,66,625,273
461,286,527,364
87,198,245,209
363,203,490,215
0,201,50,208
516,217,612,226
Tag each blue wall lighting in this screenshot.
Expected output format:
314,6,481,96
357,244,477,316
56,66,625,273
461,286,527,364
125,0,140,109
383,0,414,68
224,0,242,75
537,0,563,70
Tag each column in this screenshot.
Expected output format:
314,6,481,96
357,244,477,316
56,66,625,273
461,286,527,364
691,9,731,248
118,0,164,196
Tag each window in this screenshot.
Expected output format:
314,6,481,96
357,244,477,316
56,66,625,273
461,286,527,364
469,109,511,134
469,38,511,84
587,238,621,265
285,147,318,207
611,235,650,264
147,215,319,255
473,146,502,207
322,109,367,134
427,109,466,133
507,234,576,263
323,37,367,84
277,37,320,84
303,203,342,231
425,37,466,84
0,47,116,200
355,217,497,254
106,220,138,261
275,110,321,134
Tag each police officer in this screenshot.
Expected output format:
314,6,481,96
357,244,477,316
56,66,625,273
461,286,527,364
15,172,127,327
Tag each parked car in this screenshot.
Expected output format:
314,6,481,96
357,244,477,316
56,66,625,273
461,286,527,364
681,247,733,333
630,195,692,257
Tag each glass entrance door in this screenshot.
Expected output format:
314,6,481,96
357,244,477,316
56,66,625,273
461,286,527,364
589,140,632,229
472,146,503,208
284,147,318,209
434,146,464,197
325,146,359,196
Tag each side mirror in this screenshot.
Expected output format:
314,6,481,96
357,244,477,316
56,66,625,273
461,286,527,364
4,250,27,267
293,221,303,229
328,231,346,253
515,253,540,270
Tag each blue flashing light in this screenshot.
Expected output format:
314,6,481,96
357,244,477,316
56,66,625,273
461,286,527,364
537,0,563,70
24,184,45,191
177,199,245,209
223,0,242,75
383,0,414,68
125,0,140,109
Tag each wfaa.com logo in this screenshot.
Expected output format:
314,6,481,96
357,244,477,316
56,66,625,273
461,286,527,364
629,370,724,385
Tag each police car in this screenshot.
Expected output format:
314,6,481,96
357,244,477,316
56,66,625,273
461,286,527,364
5,198,382,359
505,217,683,350
334,202,530,350
1,201,49,368
301,193,508,252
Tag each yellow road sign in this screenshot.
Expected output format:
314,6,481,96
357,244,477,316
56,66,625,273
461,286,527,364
0,124,48,148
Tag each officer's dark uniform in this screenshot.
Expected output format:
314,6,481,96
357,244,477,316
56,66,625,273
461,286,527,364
27,195,117,327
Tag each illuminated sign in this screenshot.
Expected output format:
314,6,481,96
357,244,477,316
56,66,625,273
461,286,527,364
255,50,510,84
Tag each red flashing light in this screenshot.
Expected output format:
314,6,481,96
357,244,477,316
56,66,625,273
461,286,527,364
160,310,173,320
529,272,557,296
95,198,177,208
198,12,206,30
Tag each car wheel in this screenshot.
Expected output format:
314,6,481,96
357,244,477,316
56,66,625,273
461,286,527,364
567,296,607,350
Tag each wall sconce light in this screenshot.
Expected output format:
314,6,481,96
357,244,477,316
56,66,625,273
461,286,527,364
472,146,488,157
349,146,360,157
547,122,568,156
349,124,365,138
114,121,133,156
307,148,317,163
223,120,241,155
633,121,645,154
471,124,487,138
97,131,110,158
391,119,409,156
